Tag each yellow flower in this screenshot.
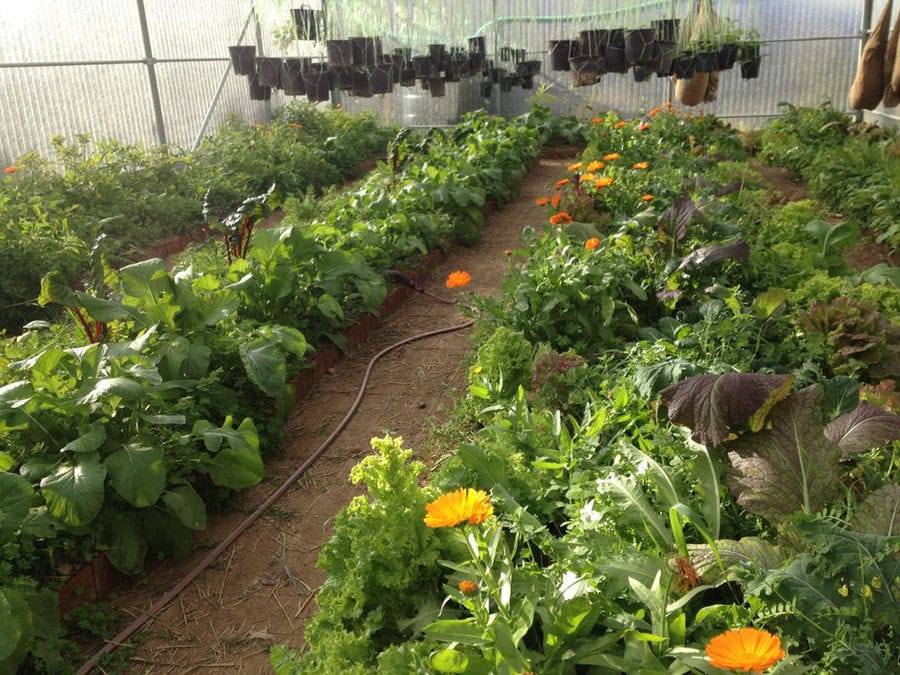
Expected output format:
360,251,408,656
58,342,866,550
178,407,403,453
871,576,882,589
838,584,849,597
586,160,606,172
585,237,600,250
862,584,873,599
641,194,654,202
549,211,573,226
458,579,478,595
603,152,621,161
579,172,596,182
613,120,627,129
594,177,614,189
705,628,786,673
424,488,493,528
567,162,583,172
535,196,550,206
632,161,649,170
445,270,472,288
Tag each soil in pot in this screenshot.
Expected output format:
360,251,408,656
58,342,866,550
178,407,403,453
569,55,603,86
228,45,256,76
255,57,281,87
280,58,306,96
624,28,658,66
549,39,580,71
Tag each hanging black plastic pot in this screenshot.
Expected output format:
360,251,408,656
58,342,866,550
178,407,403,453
469,36,486,55
653,40,677,76
520,75,535,89
579,29,608,58
333,66,355,91
400,66,416,87
694,49,719,73
228,45,256,75
480,79,493,97
385,54,404,85
632,65,653,82
351,37,380,67
255,57,282,87
651,18,681,43
516,59,541,78
569,55,603,86
549,39,580,71
326,39,353,68
412,55,435,78
739,45,761,79
248,74,271,101
717,43,739,70
291,6,322,41
444,60,462,82
489,66,503,83
672,52,696,78
499,74,519,92
604,29,628,73
428,77,446,97
280,58,306,96
624,28,658,66
513,48,527,63
351,70,373,97
428,43,447,70
301,64,332,103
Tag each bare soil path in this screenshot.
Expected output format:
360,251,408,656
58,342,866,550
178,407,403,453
110,156,574,674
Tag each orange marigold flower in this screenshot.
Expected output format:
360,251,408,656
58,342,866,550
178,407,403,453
567,161,583,172
4,166,17,174
705,628,786,673
549,211,573,226
535,196,550,206
458,579,479,595
633,161,649,170
586,160,605,172
445,270,472,289
289,123,303,129
555,178,570,189
594,176,614,189
579,172,596,182
551,193,561,208
649,106,662,116
613,120,627,129
603,152,621,161
585,237,601,250
638,123,650,131
590,116,603,124
641,194,654,202
424,488,493,528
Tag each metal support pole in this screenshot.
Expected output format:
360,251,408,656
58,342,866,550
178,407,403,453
191,7,255,151
135,0,167,146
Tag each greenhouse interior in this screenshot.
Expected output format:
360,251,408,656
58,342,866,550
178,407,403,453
1,0,899,673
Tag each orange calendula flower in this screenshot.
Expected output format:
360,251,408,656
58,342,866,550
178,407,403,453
424,488,493,528
594,177,614,189
555,178,570,190
503,249,513,256
550,193,561,208
289,123,303,129
549,211,573,226
613,120,627,129
633,161,649,170
648,106,662,116
638,123,650,131
535,196,550,206
445,270,472,289
458,579,478,595
585,237,601,250
567,162,583,172
579,172,596,182
586,160,606,172
603,152,621,161
4,166,17,174
705,628,786,673
641,194,654,202
590,116,603,124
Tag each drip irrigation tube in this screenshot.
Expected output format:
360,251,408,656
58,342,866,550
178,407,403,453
77,285,472,674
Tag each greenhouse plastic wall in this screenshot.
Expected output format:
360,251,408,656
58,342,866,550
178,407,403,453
0,0,893,167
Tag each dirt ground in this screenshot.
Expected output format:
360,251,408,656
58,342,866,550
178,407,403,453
105,157,573,674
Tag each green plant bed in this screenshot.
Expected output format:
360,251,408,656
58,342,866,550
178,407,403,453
275,104,900,674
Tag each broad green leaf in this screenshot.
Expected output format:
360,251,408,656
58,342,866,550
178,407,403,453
239,339,286,397
142,508,193,562
316,293,344,321
851,485,900,537
430,648,471,673
137,413,187,426
201,445,264,489
752,288,787,318
0,453,14,471
554,596,602,638
824,402,900,457
40,456,107,526
821,377,860,419
424,618,487,646
60,426,106,454
492,622,528,671
74,292,131,322
457,443,511,490
633,360,699,399
270,325,307,358
77,377,144,404
0,473,35,536
119,258,171,303
660,373,795,446
602,475,673,549
104,441,165,508
37,271,78,308
725,385,842,522
103,512,147,574
163,485,207,530
0,588,31,666
687,537,787,585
